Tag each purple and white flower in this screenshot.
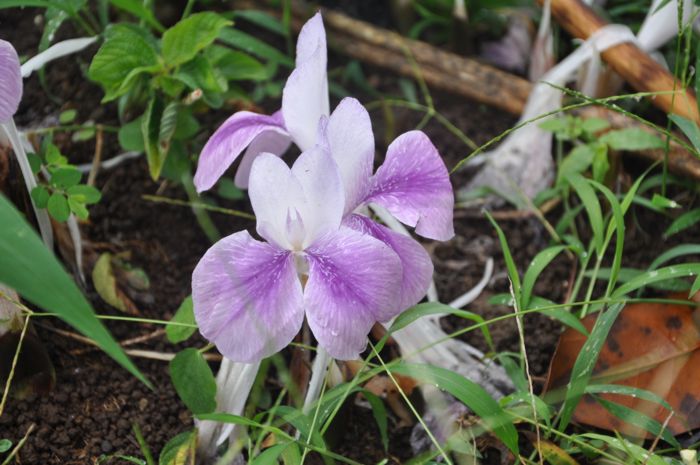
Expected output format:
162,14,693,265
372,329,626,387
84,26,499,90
192,145,405,362
193,13,328,192
0,39,22,123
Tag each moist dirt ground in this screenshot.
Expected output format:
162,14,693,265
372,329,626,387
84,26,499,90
1,5,698,465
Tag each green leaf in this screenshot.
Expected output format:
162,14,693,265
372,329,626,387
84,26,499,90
233,10,286,36
557,144,595,187
44,143,65,165
612,263,700,297
40,1,84,51
599,128,665,151
31,186,50,209
591,143,609,183
169,348,217,415
158,430,196,465
88,24,159,100
209,47,268,81
585,384,673,411
0,194,149,386
27,152,42,174
218,28,293,67
142,95,167,181
363,390,389,451
522,246,567,308
581,117,610,134
252,443,291,465
50,166,82,188
67,185,101,204
596,397,679,447
665,209,700,237
158,101,180,158
72,128,95,142
669,114,700,153
162,12,231,67
166,296,196,343
92,253,128,312
118,117,145,152
109,0,164,32
216,178,245,200
175,55,226,94
47,193,70,222
390,363,519,455
0,439,11,453
558,302,625,431
567,173,604,256
68,196,89,220
485,212,521,301
651,193,680,210
59,109,77,124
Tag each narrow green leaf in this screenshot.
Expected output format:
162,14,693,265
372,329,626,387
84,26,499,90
612,263,700,297
142,96,166,181
233,10,286,35
585,384,673,411
669,114,700,153
596,397,679,447
363,390,389,451
665,209,700,237
252,443,290,465
522,246,567,308
109,0,165,32
47,193,70,222
166,296,196,343
485,212,521,300
390,363,519,454
558,302,625,431
0,194,149,386
169,348,217,414
218,28,293,67
567,173,604,255
590,181,625,296
162,12,231,66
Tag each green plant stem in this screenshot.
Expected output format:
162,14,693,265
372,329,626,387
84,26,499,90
141,194,255,220
182,0,196,19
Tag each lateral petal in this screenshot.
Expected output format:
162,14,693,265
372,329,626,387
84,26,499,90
326,98,375,215
192,231,304,363
344,214,433,312
194,111,288,193
365,131,455,241
0,40,22,122
304,227,402,360
234,129,292,189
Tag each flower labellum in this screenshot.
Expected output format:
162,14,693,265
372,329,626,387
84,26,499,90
192,146,404,362
194,12,329,192
0,39,22,122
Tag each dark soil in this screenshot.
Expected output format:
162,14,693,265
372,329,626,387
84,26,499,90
1,4,699,465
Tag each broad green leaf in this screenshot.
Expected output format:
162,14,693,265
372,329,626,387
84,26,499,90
50,166,82,188
44,143,66,165
599,128,665,151
169,348,217,414
558,303,625,430
567,174,604,256
209,47,268,81
27,152,42,174
218,28,293,67
162,12,231,67
158,430,196,465
175,55,226,94
166,296,196,343
88,24,159,98
67,185,101,204
109,0,164,32
390,363,519,454
665,209,700,237
522,246,567,308
47,193,70,222
669,114,700,153
0,194,149,386
142,95,167,181
118,117,145,152
30,186,50,208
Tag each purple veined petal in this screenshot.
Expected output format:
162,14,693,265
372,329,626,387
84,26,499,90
365,131,455,241
192,231,304,363
290,144,344,247
281,45,329,152
326,98,375,215
194,111,288,193
344,214,433,312
295,12,326,68
234,130,292,189
0,40,22,122
304,227,402,360
249,153,306,250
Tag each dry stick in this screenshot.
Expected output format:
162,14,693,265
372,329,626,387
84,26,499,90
0,423,35,465
538,0,699,124
0,313,30,417
87,124,104,186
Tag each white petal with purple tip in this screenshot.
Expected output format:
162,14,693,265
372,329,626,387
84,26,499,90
326,98,375,215
0,40,22,122
365,131,455,241
344,214,433,313
304,227,402,360
192,231,304,363
194,111,288,193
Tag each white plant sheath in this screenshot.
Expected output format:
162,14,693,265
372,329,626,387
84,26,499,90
20,37,97,78
303,346,331,414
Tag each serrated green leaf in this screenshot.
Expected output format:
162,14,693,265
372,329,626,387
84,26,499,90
31,186,50,208
67,184,101,204
68,195,89,219
162,12,231,67
173,108,199,141
0,194,149,386
166,296,196,343
158,430,196,465
88,24,159,99
169,348,217,415
50,166,82,188
599,128,665,151
47,192,70,222
390,363,519,455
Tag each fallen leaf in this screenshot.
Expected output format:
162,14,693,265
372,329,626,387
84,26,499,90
91,252,145,314
545,296,700,435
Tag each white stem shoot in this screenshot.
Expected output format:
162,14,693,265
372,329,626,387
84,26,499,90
303,347,331,415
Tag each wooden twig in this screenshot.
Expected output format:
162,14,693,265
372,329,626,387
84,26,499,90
539,0,699,124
